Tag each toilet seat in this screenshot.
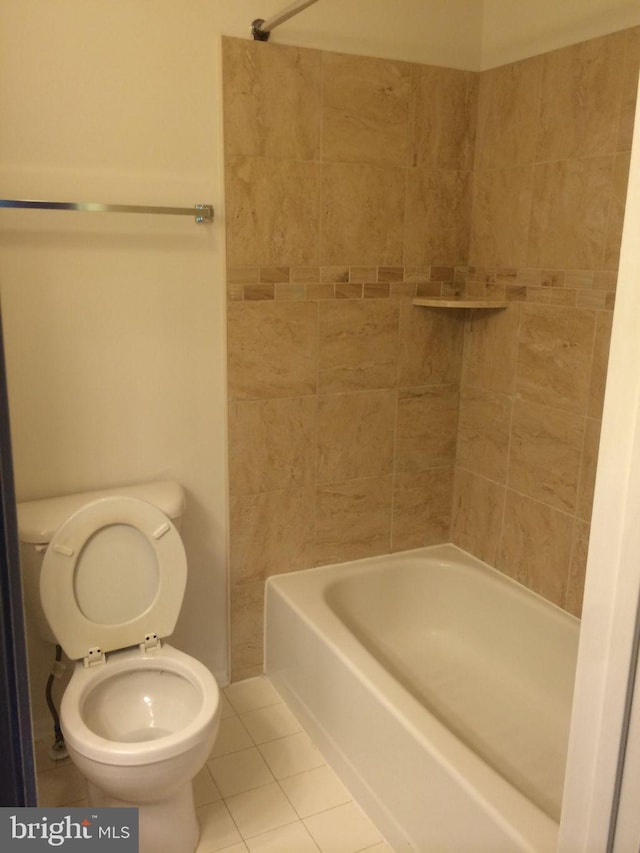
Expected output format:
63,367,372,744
40,496,187,663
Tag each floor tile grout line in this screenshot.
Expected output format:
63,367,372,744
207,754,361,849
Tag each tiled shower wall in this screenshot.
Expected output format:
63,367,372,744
223,29,640,679
453,28,640,615
223,37,476,679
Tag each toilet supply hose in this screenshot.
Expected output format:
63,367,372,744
46,644,68,761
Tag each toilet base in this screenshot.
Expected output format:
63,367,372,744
86,779,200,853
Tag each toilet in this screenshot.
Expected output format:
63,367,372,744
17,481,221,853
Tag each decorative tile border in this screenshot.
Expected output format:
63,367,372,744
466,267,617,310
227,265,617,310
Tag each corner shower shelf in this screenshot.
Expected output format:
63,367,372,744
412,297,509,309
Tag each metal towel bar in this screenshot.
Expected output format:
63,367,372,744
0,199,214,224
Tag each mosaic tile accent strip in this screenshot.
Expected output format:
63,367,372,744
228,264,617,309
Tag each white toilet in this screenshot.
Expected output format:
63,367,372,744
17,480,221,853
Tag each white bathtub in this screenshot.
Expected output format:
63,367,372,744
265,544,579,852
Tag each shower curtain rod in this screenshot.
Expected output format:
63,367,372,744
251,0,320,40
0,199,214,224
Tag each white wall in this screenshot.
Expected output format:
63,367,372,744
0,0,230,689
482,0,640,68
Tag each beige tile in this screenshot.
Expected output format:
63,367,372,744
350,265,378,282
321,265,350,283
363,282,390,299
527,157,615,270
240,703,302,745
260,266,291,284
335,282,363,299
33,739,71,775
230,487,315,584
222,38,321,161
391,467,453,551
499,490,574,607
274,283,307,301
31,736,73,775
516,304,596,414
319,162,405,266
404,168,472,266
258,732,325,780
37,763,86,806
565,520,590,618
303,801,382,853
577,417,602,523
227,302,318,400
229,397,316,496
475,56,542,169
456,388,511,483
228,267,261,285
291,266,321,283
317,390,396,483
604,152,632,270
225,678,282,715
536,32,628,161
397,301,464,387
395,385,458,472
461,303,520,394
230,582,265,682
318,299,400,393
207,747,275,799
382,265,410,282
195,801,243,852
209,715,254,759
451,469,505,567
314,476,393,566
411,64,478,171
508,401,584,513
226,157,321,267
469,166,534,268
588,311,613,419
245,821,320,853
244,285,275,302
279,765,351,818
618,27,640,152
593,270,618,291
193,765,222,807
576,291,608,310
225,782,299,840
220,693,237,720
322,52,412,166
231,662,265,690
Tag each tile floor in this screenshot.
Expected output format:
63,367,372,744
35,676,393,853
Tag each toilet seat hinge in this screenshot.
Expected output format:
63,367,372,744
140,632,161,654
83,647,106,668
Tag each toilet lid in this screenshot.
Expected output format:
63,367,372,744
40,496,187,662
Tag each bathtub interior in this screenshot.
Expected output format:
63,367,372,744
324,555,579,823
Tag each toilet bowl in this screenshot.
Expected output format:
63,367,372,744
62,644,219,853
17,481,221,853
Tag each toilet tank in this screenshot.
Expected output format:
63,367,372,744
16,480,186,644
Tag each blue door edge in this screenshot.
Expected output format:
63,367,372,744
0,305,37,806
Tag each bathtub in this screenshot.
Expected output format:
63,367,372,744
265,544,579,852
